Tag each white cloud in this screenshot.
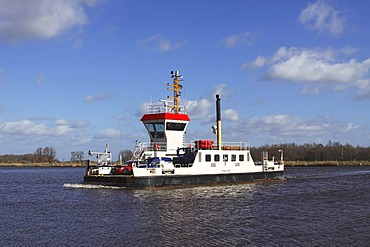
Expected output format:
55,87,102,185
242,56,268,69
71,120,89,128
95,128,123,139
0,120,49,135
55,119,88,127
299,0,345,36
186,98,213,121
228,115,359,145
55,119,69,126
0,119,87,137
84,93,110,103
245,46,370,98
183,84,238,125
222,109,239,122
223,32,254,48
0,0,97,43
266,49,368,83
211,83,232,99
139,34,185,52
36,74,45,85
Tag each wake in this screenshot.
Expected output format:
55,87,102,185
63,183,124,189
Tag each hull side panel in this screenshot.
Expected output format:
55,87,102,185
83,171,284,187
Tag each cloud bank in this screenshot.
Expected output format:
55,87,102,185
227,114,360,145
299,0,345,36
244,46,370,99
0,0,98,42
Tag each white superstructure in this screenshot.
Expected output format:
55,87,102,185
130,70,284,177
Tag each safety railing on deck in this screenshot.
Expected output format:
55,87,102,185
145,104,186,114
220,142,250,150
133,142,169,152
193,141,250,151
133,141,250,155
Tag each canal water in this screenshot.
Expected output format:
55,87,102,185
1,166,369,246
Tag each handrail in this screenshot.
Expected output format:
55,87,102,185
136,141,251,151
145,104,186,114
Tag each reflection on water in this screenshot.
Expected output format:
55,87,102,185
1,166,370,245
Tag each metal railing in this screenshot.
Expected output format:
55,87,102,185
145,104,186,114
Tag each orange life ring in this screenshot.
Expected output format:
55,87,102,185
154,144,160,151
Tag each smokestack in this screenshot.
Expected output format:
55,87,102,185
216,94,222,150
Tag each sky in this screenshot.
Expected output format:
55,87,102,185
1,0,370,161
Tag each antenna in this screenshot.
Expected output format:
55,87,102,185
159,99,171,113
167,70,183,114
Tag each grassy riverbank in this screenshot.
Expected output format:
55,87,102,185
0,162,85,167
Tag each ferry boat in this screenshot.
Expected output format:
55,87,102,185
84,70,284,187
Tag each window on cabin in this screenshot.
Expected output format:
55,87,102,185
239,155,244,162
223,154,228,161
231,154,236,162
205,154,211,162
214,154,220,162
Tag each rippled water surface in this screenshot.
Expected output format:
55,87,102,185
1,166,370,246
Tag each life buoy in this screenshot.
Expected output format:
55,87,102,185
154,144,160,151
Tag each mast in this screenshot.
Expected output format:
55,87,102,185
216,94,222,150
167,70,183,113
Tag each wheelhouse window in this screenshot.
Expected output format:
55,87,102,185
166,122,186,131
145,123,165,138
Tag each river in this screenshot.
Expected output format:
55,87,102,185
1,166,369,246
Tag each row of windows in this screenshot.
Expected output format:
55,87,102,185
204,154,249,162
145,122,186,133
145,122,186,139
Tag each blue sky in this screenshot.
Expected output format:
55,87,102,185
1,0,370,161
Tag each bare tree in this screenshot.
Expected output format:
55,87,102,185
118,150,133,162
42,147,57,163
70,151,84,162
33,147,57,163
34,147,43,162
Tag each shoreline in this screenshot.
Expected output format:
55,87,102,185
285,160,370,167
0,162,85,167
1,160,369,167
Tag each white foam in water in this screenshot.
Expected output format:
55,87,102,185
63,183,124,189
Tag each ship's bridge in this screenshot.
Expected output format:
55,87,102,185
140,102,190,152
139,70,189,154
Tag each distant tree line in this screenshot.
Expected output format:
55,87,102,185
251,141,370,162
1,142,369,164
0,147,57,163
